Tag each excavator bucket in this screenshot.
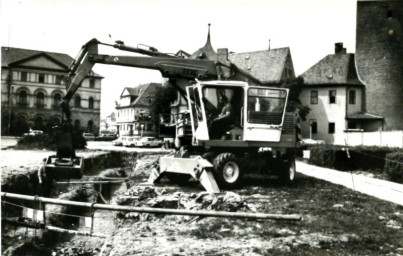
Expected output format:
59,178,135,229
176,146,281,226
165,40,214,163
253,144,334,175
147,155,220,193
44,156,84,180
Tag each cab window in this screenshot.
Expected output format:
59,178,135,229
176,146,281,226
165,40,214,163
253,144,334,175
247,88,287,125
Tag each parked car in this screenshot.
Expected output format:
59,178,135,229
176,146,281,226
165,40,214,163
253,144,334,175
135,137,163,147
82,133,95,141
97,133,118,141
123,136,140,147
112,136,127,146
23,130,44,136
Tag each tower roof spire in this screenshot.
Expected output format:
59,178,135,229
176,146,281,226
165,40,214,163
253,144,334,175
207,23,211,43
190,23,216,60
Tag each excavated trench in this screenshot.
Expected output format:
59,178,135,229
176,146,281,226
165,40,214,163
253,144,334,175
1,150,169,256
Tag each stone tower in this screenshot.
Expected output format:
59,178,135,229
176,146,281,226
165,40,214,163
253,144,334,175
355,0,403,130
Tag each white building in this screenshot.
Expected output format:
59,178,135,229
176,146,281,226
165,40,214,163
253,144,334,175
299,43,383,144
115,83,161,137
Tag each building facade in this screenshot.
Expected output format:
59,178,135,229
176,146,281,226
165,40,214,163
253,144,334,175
299,43,383,144
1,47,103,135
355,0,403,130
100,112,117,134
115,83,161,137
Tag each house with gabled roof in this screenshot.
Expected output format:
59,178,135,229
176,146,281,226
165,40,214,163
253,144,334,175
1,46,103,135
115,83,161,136
168,25,296,123
229,47,295,85
299,43,383,144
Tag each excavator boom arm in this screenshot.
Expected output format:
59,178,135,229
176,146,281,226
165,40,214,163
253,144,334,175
61,38,229,119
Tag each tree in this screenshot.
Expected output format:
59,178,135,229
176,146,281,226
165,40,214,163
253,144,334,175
152,81,178,117
282,76,310,121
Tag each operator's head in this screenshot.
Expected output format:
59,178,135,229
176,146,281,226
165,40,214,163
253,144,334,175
219,95,228,103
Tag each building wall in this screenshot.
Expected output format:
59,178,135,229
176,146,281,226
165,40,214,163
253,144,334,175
356,0,403,130
300,86,348,144
1,66,101,135
346,87,363,115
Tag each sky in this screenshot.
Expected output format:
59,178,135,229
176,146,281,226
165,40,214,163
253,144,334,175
0,0,357,118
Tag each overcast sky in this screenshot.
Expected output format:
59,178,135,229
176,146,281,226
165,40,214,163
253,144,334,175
0,0,357,118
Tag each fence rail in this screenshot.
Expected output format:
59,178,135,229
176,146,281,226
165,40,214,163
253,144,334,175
334,131,403,148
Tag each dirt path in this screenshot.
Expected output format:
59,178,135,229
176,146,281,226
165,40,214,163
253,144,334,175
296,161,403,206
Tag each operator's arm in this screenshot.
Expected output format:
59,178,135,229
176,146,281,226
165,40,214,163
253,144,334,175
215,104,233,121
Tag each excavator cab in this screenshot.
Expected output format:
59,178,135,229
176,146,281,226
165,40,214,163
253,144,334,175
186,81,290,145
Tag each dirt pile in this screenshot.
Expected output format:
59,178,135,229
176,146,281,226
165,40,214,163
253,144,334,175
116,185,248,220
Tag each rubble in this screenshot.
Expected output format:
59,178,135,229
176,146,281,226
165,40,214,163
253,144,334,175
116,185,248,220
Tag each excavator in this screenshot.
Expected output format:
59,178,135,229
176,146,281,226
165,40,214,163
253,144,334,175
44,36,300,193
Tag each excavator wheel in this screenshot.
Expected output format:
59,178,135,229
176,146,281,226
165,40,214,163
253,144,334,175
278,157,296,184
213,153,242,189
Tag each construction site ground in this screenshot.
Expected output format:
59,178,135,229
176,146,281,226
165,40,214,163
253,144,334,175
1,139,402,256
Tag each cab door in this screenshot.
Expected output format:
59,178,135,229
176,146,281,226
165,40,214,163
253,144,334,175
243,87,289,142
186,85,209,141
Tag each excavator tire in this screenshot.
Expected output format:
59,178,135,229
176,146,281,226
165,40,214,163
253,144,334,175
278,157,296,184
213,153,242,189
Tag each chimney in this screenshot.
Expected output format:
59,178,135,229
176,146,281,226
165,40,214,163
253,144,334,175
335,42,346,54
217,48,228,62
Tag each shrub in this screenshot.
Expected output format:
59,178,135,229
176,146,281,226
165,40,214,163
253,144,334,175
348,146,395,170
308,145,400,172
16,132,86,150
307,145,351,170
17,134,58,150
385,152,403,183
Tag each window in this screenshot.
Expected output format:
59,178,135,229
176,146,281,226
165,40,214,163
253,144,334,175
310,90,318,104
53,93,61,109
55,75,63,85
87,120,94,132
36,92,45,109
310,120,317,134
329,90,336,104
18,91,28,107
247,88,287,125
34,116,44,130
21,72,28,82
74,120,80,128
75,95,81,108
347,122,357,129
38,74,45,83
88,97,94,109
349,90,356,104
89,79,95,88
328,122,335,134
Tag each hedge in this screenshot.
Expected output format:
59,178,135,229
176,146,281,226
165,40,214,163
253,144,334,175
307,145,400,171
385,152,403,183
16,133,86,150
